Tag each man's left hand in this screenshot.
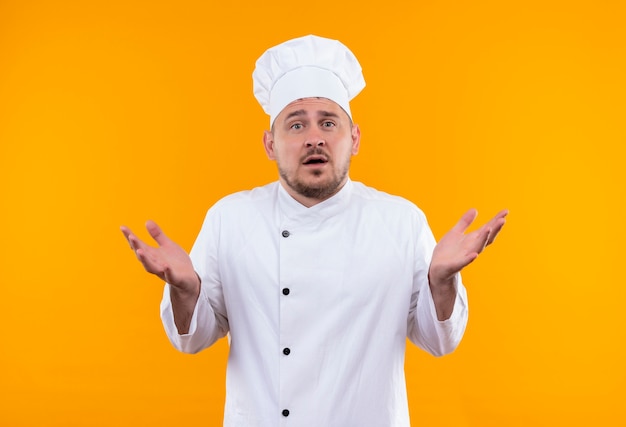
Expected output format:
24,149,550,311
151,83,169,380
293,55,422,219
429,208,508,288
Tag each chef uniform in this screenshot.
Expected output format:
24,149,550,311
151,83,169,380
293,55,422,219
160,35,469,427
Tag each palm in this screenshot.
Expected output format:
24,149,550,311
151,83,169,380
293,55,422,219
121,221,197,289
429,209,508,284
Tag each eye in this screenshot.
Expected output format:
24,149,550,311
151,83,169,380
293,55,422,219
290,123,303,130
322,121,335,128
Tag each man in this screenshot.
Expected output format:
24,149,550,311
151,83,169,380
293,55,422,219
121,35,507,426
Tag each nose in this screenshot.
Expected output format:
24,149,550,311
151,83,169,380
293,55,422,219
305,131,325,148
305,139,325,148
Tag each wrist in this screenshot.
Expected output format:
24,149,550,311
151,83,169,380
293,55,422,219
170,273,201,300
428,271,457,294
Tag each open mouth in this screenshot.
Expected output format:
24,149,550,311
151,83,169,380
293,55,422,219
303,155,328,165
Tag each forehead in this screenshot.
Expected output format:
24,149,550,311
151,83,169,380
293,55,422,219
276,97,349,121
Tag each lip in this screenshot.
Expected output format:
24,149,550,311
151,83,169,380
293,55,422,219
302,154,329,166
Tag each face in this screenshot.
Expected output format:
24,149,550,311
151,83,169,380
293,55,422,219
263,98,361,207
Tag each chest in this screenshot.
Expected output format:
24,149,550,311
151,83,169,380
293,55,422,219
218,211,416,317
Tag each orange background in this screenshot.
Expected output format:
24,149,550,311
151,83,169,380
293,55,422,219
1,0,625,425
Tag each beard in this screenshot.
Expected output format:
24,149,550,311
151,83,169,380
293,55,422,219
278,149,351,201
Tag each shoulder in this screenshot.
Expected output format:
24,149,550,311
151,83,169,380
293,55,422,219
350,181,427,220
199,182,279,228
347,181,435,248
211,182,278,210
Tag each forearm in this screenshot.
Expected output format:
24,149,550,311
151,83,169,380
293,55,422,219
169,276,201,334
408,276,468,356
428,274,457,321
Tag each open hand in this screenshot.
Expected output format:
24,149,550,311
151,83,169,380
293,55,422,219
120,221,199,291
429,209,508,286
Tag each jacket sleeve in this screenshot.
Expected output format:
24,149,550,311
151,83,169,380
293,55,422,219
160,207,229,354
406,210,469,357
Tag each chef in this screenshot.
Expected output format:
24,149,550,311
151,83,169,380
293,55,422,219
122,34,508,427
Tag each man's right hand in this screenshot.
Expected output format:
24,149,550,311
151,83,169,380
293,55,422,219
120,220,200,293
121,220,200,334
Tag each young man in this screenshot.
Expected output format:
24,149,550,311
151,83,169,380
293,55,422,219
122,35,507,426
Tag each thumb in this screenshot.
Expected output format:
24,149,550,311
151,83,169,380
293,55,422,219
145,220,170,247
452,208,478,234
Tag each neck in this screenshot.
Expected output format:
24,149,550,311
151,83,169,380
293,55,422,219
279,178,349,208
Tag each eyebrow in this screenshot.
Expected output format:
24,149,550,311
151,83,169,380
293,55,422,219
284,109,307,121
283,109,341,121
318,110,340,118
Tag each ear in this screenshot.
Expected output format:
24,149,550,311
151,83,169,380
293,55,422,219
263,130,276,160
351,124,361,155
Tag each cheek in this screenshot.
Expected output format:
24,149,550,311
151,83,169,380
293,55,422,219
285,143,303,157
342,142,357,159
274,145,298,166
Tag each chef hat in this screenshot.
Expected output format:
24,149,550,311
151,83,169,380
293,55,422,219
253,35,366,126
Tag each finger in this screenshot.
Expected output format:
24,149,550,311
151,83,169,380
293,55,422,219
135,248,167,280
484,210,508,245
486,218,506,246
121,226,152,253
474,226,491,254
452,250,481,273
495,209,509,220
120,225,134,249
146,220,170,247
127,232,152,253
464,251,479,268
120,225,132,239
452,208,478,234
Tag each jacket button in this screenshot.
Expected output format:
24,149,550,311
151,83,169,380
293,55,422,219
282,409,290,417
282,230,290,238
282,288,290,296
283,347,291,355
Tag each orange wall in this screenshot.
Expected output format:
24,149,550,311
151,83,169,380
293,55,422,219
1,0,625,425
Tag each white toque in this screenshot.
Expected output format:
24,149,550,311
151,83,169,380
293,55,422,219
253,35,366,126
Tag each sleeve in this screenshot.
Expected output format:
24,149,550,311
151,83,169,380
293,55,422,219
160,207,229,354
406,210,469,357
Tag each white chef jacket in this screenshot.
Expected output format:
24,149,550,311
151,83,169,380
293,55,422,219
160,179,468,427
